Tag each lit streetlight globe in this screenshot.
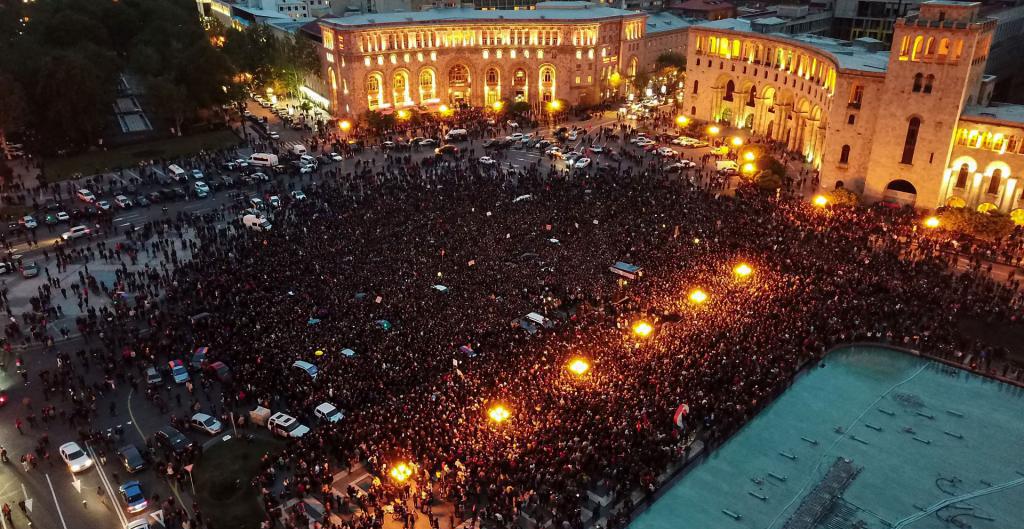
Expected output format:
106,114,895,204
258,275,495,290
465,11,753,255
568,358,590,376
488,405,511,423
734,263,753,277
632,321,653,337
924,216,940,228
689,289,708,304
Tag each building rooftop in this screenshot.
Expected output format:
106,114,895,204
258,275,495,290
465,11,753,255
673,0,735,12
645,11,694,34
963,103,1024,126
752,16,786,25
322,2,641,28
696,18,891,72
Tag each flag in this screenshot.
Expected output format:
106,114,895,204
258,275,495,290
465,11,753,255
673,403,690,428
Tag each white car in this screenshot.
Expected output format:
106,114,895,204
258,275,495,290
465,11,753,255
507,133,524,141
191,169,204,180
298,164,314,174
330,152,343,162
56,211,70,222
314,402,344,423
194,181,210,197
589,146,604,154
291,190,307,201
573,157,592,169
267,412,310,438
20,216,37,229
125,519,152,529
190,412,223,435
59,442,93,473
656,147,676,157
96,200,112,211
479,156,496,165
114,195,133,208
269,195,281,208
545,146,563,157
568,131,578,141
62,225,91,240
77,189,96,203
268,131,280,140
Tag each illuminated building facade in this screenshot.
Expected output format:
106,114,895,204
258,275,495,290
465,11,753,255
687,0,1024,213
318,2,671,116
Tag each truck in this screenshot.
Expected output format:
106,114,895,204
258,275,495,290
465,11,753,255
242,214,272,232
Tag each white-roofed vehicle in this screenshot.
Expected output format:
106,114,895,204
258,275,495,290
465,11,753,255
59,441,93,473
268,412,310,438
314,402,344,423
190,412,224,435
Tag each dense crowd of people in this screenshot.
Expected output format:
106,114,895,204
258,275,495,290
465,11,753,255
5,110,1024,529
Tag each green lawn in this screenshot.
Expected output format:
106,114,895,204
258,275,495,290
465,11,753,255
43,129,243,181
193,435,286,529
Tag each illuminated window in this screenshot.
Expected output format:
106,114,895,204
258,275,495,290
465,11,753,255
988,169,1003,195
323,30,335,50
901,117,921,164
449,64,468,86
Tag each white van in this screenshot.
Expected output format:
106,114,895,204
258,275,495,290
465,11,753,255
249,153,279,167
445,129,468,141
242,214,271,232
267,412,309,438
167,164,188,182
293,360,318,379
716,160,739,175
289,144,307,156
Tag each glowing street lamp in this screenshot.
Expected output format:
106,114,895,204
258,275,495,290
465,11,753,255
743,151,756,162
547,100,562,112
397,109,410,120
390,462,414,482
492,101,504,111
632,321,653,337
488,404,511,423
438,104,451,116
568,358,590,376
730,136,744,147
707,125,721,136
339,120,352,132
688,289,708,304
675,115,689,127
813,195,829,207
742,163,756,175
924,216,940,228
733,263,753,278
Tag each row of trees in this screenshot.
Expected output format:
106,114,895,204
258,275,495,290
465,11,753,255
0,0,320,155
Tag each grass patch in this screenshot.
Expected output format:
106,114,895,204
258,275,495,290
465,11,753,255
194,435,286,529
43,129,242,181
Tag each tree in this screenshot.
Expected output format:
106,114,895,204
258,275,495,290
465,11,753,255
509,101,531,116
146,78,192,136
34,50,117,151
630,72,650,94
755,170,782,191
827,188,860,207
0,74,27,146
655,52,686,72
938,207,1015,240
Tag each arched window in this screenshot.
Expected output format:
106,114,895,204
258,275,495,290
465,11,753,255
938,38,951,58
746,86,756,107
923,74,935,94
956,163,969,188
901,117,921,164
485,68,499,86
925,37,936,55
419,69,436,101
449,65,468,86
393,71,410,105
724,80,735,101
541,67,554,85
693,80,699,94
911,35,925,60
912,73,923,92
839,145,851,164
988,169,1003,195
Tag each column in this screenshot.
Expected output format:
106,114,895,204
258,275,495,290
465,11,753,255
999,178,1018,212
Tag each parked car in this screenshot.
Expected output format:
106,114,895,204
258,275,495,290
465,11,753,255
96,200,112,211
207,361,231,382
314,402,344,423
190,412,223,435
290,190,307,201
20,216,37,229
145,366,162,386
168,360,189,384
267,412,310,438
56,211,70,222
77,189,96,203
134,195,151,207
114,195,133,208
21,263,40,279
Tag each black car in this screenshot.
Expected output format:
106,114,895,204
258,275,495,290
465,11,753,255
172,187,187,200
147,191,162,203
155,426,193,454
158,188,176,200
134,195,151,207
118,444,147,473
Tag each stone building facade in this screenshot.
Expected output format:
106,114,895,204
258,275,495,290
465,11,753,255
686,0,1024,214
317,2,679,117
